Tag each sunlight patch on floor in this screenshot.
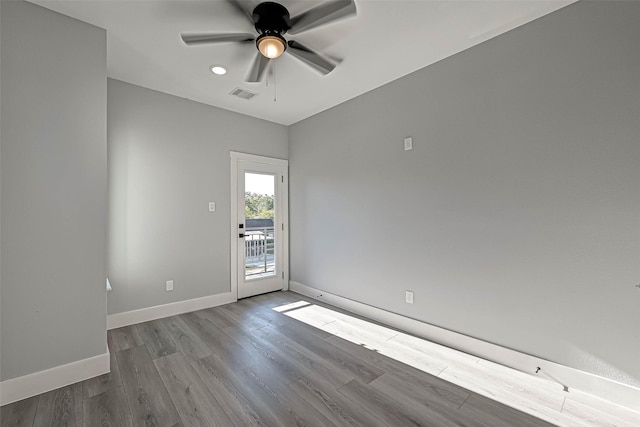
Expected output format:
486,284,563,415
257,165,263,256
273,301,640,427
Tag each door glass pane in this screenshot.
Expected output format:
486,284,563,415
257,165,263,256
244,172,276,280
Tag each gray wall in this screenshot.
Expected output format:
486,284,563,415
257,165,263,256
107,79,287,314
1,1,107,381
289,1,640,387
0,0,3,384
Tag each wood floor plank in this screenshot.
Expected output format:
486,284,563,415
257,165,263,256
136,319,178,359
107,329,119,353
180,311,261,369
275,301,342,328
294,304,400,340
288,372,387,427
229,297,300,326
369,370,470,411
83,347,123,399
562,389,640,425
323,317,447,376
249,291,299,308
275,322,385,384
326,333,470,406
154,352,232,427
326,333,430,375
561,397,640,427
217,303,273,331
337,378,438,426
222,297,262,314
275,296,407,331
160,315,212,362
110,325,144,351
439,366,583,426
252,323,356,388
116,345,181,427
191,354,267,426
193,306,236,331
32,382,83,426
0,395,39,427
474,359,566,409
241,296,334,339
235,297,299,328
193,360,288,427
459,394,557,427
438,365,581,425
221,324,310,385
369,373,493,427
388,330,480,366
83,387,133,427
237,361,338,427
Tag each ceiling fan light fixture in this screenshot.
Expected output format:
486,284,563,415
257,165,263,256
257,34,286,59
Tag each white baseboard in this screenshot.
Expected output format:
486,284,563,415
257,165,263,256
289,281,640,412
107,291,236,329
0,352,110,406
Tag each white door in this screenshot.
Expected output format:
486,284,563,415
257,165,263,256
231,152,288,299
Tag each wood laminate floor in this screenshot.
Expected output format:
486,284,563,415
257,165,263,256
2,291,638,426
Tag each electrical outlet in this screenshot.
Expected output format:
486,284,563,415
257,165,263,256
405,290,414,304
404,137,413,151
208,202,216,212
166,280,174,291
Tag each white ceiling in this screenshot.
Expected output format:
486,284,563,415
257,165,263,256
32,0,575,125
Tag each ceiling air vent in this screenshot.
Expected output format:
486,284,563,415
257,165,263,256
229,87,258,100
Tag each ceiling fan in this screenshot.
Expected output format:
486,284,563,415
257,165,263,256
181,0,357,82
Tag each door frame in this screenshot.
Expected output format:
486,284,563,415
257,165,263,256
230,151,289,299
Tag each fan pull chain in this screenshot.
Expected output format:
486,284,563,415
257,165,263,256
266,62,270,88
273,60,277,102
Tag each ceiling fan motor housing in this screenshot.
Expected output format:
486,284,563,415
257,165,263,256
253,2,291,35
253,2,291,57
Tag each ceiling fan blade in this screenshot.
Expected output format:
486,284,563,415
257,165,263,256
246,52,271,82
288,0,356,35
226,0,257,25
181,33,255,46
287,40,338,75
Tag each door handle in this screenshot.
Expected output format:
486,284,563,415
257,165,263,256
239,233,245,238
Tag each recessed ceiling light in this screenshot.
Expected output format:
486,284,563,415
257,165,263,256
210,65,227,75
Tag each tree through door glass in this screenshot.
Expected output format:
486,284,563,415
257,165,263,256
244,172,276,280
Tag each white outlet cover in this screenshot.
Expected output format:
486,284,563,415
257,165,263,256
208,202,216,212
405,290,414,304
404,137,413,151
166,280,174,291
